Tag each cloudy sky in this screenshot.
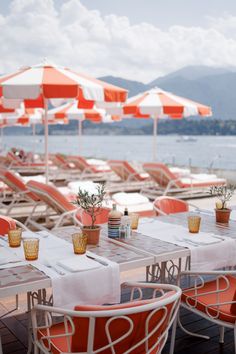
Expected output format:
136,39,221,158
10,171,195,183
0,0,236,82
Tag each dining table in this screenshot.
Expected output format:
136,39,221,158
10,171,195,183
1,209,236,354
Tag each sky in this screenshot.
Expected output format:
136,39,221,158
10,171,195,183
0,0,236,82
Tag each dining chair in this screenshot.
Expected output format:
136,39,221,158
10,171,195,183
153,196,190,216
170,270,236,354
31,281,181,354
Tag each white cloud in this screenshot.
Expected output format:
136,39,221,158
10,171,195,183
0,0,236,82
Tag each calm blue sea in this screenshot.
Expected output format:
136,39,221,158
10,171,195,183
2,135,236,170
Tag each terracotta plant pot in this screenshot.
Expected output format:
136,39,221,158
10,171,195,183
215,208,231,224
82,226,101,245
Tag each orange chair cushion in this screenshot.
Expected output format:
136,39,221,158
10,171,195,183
0,168,40,202
27,181,76,213
72,297,173,353
38,322,72,354
80,207,110,226
0,216,16,235
182,275,236,323
154,198,188,215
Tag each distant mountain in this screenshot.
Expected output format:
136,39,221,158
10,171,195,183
150,65,234,86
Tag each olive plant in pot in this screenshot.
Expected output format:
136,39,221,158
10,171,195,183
209,185,235,223
76,183,106,245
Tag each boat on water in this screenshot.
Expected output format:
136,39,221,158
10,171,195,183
176,135,197,142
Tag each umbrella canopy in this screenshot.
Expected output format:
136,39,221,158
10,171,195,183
48,101,121,153
0,61,127,102
0,61,128,181
123,87,212,160
123,87,211,117
48,101,120,123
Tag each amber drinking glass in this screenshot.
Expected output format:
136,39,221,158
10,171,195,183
188,216,201,233
8,228,22,247
72,233,87,254
23,238,39,261
130,213,140,230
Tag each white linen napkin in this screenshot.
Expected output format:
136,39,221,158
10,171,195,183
0,247,22,265
138,219,236,270
51,256,120,309
190,240,236,271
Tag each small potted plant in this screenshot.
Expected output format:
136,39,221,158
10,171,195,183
76,183,106,245
209,185,235,223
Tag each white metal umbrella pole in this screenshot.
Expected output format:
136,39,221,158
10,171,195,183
32,123,36,155
153,115,158,161
0,127,3,151
78,119,82,154
44,99,49,184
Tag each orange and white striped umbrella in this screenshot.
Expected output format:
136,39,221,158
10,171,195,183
123,87,212,118
0,60,128,102
123,87,212,160
0,108,68,127
48,101,121,153
0,60,127,181
48,101,121,123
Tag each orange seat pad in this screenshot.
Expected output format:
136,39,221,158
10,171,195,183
182,275,236,324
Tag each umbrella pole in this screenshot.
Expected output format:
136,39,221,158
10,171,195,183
32,123,36,155
153,116,158,161
0,127,3,152
44,99,49,184
78,119,82,155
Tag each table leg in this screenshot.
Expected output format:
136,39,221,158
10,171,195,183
0,335,2,354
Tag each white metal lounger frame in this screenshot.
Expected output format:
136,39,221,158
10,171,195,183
170,270,236,354
0,172,39,216
25,184,82,231
31,282,181,354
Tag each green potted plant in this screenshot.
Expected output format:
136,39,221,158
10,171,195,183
209,185,235,223
76,183,106,245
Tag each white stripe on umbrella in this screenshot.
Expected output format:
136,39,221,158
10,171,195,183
2,67,44,99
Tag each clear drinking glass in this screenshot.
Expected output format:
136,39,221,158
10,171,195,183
72,232,87,254
8,228,22,247
130,213,139,230
188,216,201,233
23,238,39,261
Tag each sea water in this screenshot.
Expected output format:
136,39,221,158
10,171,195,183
2,135,236,170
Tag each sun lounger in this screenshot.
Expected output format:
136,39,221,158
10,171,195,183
106,160,154,193
66,155,111,181
0,168,42,215
26,180,82,230
142,162,226,199
6,151,46,174
106,192,155,217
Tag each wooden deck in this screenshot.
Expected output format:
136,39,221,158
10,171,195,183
0,293,235,354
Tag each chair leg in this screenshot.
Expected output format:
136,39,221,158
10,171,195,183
178,313,210,340
219,326,224,344
16,294,19,310
169,315,178,354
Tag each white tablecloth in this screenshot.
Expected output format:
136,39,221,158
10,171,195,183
139,219,236,271
0,231,120,309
